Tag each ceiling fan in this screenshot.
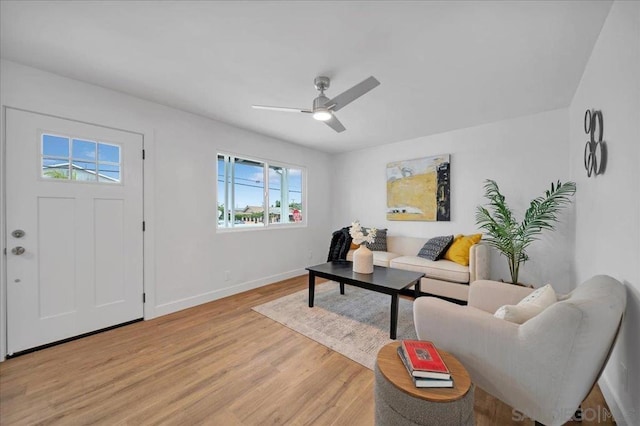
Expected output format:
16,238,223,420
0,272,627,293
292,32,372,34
252,76,380,133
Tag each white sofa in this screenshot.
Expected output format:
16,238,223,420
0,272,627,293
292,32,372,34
413,276,626,426
347,235,490,303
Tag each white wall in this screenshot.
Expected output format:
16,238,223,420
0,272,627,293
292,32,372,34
569,1,640,424
0,60,333,357
331,108,576,291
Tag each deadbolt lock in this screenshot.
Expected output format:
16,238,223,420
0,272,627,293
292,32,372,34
12,229,25,238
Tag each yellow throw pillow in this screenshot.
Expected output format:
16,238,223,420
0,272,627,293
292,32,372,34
444,234,482,266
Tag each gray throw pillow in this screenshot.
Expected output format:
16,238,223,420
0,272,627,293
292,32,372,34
365,228,388,251
417,235,454,260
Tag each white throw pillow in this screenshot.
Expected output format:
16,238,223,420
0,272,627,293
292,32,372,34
494,284,557,324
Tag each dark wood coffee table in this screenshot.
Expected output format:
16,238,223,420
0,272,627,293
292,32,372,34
305,260,424,339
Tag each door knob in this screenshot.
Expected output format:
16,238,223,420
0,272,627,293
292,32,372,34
11,247,25,255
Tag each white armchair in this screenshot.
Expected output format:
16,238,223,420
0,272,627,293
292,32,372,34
413,275,626,426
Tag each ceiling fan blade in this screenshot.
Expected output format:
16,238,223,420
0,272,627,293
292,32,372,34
252,105,312,113
324,114,346,133
325,76,380,112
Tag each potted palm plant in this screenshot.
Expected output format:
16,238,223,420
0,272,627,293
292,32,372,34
475,179,576,285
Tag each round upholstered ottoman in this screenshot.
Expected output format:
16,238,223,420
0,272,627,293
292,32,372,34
374,342,474,426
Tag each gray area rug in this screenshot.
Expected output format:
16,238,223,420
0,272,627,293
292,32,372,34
252,281,417,370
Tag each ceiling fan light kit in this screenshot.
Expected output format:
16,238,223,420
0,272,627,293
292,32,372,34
312,108,332,121
252,75,380,133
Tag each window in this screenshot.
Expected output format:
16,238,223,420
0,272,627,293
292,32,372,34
41,133,121,183
217,153,305,229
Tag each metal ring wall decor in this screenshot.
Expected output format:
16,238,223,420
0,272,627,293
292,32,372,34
584,109,607,177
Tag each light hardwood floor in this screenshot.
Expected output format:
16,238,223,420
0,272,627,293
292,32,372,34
0,276,614,425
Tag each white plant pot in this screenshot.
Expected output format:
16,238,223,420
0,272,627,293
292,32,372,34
353,244,374,274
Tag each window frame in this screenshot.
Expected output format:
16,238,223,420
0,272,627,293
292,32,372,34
40,132,123,185
216,152,307,232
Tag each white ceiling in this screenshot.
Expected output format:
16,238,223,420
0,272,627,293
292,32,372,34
0,1,612,153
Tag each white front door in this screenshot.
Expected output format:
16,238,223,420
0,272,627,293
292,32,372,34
5,109,144,354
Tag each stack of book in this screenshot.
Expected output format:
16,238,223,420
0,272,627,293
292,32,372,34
397,340,453,388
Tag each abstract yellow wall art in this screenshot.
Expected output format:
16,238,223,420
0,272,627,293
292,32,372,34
386,154,450,221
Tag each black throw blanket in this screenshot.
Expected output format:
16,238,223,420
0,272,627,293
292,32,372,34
327,227,353,261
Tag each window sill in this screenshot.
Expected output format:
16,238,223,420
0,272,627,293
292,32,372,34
216,223,308,233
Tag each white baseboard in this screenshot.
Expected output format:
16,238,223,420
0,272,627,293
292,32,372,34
151,268,307,318
598,375,634,426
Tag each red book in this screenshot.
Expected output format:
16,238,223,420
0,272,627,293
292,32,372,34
401,340,450,378
397,346,453,385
